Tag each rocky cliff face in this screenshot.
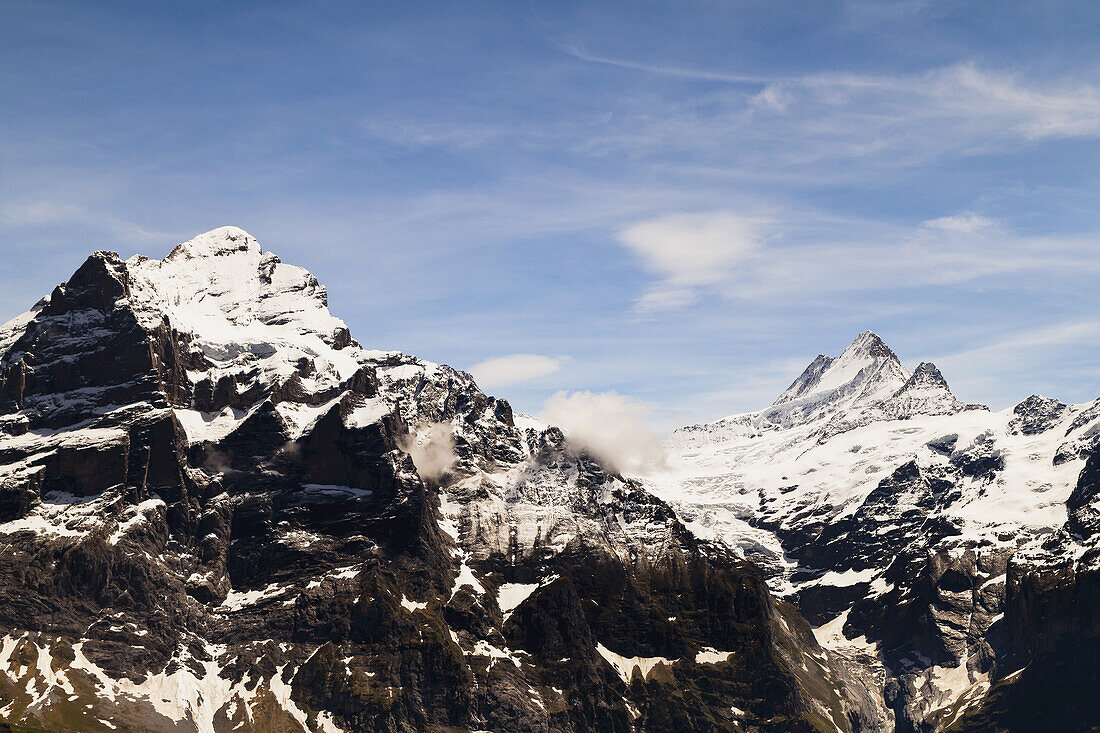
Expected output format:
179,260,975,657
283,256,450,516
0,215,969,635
0,228,877,733
657,333,1100,732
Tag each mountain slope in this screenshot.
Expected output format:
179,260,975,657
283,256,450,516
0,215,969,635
654,332,1100,732
0,228,877,733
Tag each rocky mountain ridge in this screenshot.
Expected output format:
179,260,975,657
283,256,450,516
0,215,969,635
654,332,1100,732
0,228,878,732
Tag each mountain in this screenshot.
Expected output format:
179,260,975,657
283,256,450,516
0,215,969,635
773,331,909,411
675,331,977,450
7,232,1098,733
654,332,1100,732
0,228,879,733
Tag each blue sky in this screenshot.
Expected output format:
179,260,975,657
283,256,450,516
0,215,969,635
3,0,1100,428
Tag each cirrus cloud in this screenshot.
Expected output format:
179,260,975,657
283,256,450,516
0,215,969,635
619,208,1100,312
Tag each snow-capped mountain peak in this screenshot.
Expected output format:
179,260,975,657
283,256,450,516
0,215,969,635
127,226,358,400
884,360,962,411
685,331,915,436
127,226,345,342
654,329,1100,732
840,329,900,361
820,358,974,438
164,224,260,259
773,331,906,409
670,332,976,449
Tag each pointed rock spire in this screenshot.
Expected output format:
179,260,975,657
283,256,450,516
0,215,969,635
43,251,130,316
901,362,950,391
773,331,906,407
840,331,900,363
774,353,834,405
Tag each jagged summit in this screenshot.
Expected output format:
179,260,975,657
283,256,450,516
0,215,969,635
831,357,971,434
128,226,352,348
674,331,973,442
41,249,131,316
759,331,913,431
774,331,905,408
657,328,1100,733
881,360,963,411
842,330,900,362
904,361,949,390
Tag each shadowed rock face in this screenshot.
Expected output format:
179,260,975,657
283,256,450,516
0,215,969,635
948,558,1100,733
1067,448,1100,539
0,228,875,733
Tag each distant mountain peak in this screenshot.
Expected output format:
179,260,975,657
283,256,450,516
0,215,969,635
841,330,899,362
773,331,905,408
676,332,977,441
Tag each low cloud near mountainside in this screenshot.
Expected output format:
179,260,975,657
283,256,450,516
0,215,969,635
400,422,457,481
540,390,667,476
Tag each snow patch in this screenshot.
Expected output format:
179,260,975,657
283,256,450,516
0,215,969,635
596,643,672,683
694,647,735,664
400,596,427,613
496,583,538,620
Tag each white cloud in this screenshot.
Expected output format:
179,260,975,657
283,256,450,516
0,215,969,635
399,422,457,482
561,52,1100,173
677,355,822,420
922,213,994,233
360,118,512,149
633,286,699,312
559,43,775,85
469,353,566,388
934,321,1100,376
618,211,763,312
936,63,1100,141
540,390,667,476
1,201,86,226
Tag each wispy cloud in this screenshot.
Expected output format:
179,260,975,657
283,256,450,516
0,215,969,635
360,118,514,150
619,209,1100,311
469,353,568,388
922,212,995,233
939,321,1100,367
668,355,818,422
1,201,167,245
934,64,1100,140
559,51,1100,171
559,43,780,85
931,321,1100,406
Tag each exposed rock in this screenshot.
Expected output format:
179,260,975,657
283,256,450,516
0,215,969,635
0,228,867,732
1009,394,1068,436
